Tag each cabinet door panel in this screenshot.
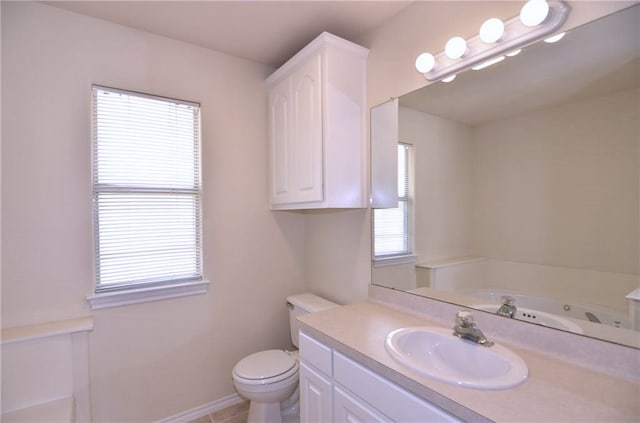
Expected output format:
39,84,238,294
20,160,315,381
333,386,391,423
269,79,291,204
291,52,323,203
300,362,332,423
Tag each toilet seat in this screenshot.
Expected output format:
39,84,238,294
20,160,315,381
233,350,298,385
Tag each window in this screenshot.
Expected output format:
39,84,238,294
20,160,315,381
89,86,206,308
373,143,413,258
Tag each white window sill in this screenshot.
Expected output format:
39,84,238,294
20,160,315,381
87,280,209,310
373,254,417,268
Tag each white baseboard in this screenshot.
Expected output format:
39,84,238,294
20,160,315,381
156,393,244,423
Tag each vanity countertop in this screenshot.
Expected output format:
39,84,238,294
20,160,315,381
297,301,640,422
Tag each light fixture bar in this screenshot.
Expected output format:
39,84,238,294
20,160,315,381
421,0,570,81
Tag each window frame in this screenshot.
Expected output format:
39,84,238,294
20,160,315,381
87,85,208,309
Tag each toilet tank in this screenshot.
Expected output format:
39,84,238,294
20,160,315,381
287,293,339,348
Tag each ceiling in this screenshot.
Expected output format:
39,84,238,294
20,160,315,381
46,0,413,68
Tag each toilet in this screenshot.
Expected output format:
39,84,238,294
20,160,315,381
232,293,339,423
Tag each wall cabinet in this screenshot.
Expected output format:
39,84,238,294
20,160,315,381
298,331,461,423
266,32,369,210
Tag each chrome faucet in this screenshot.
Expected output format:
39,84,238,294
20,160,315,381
453,310,494,347
585,311,601,324
496,295,517,318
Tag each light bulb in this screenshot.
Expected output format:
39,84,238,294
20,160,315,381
445,37,467,59
480,18,505,43
442,74,457,83
544,32,566,43
415,53,435,73
472,55,505,70
520,0,549,27
506,49,522,57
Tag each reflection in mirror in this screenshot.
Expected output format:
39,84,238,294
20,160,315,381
371,5,640,348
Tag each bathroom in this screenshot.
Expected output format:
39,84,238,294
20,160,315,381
1,1,638,422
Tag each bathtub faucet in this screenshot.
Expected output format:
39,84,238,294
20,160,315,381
496,295,517,318
453,310,494,347
585,311,601,324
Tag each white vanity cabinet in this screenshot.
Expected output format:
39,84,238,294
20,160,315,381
299,362,333,422
298,331,461,423
265,32,369,210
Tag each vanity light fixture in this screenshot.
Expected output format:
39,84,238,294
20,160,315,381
520,0,551,26
544,32,566,43
442,74,457,83
480,18,505,43
415,52,436,73
445,37,468,59
415,0,570,82
472,55,505,71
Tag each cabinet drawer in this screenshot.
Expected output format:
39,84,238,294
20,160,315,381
299,331,332,376
334,352,460,422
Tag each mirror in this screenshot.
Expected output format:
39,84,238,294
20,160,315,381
371,5,640,348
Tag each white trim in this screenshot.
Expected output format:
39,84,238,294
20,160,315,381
1,317,94,345
373,254,417,268
156,393,244,423
626,288,640,301
87,280,209,310
415,256,485,270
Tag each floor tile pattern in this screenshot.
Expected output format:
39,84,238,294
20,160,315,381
188,400,249,423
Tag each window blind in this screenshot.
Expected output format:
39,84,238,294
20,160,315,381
92,86,202,292
374,144,411,257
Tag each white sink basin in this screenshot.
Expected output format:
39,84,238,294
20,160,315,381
385,326,528,390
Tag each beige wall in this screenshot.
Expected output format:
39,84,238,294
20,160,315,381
3,1,636,420
304,209,371,305
1,2,306,421
390,88,638,297
473,89,639,274
372,262,417,291
401,107,474,262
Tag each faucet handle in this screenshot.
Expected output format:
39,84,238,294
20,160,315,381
456,310,474,327
501,295,515,305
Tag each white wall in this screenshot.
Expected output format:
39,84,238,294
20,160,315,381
1,3,306,421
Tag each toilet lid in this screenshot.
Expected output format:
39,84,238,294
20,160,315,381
234,350,297,381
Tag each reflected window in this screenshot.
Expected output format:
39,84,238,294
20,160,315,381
374,143,413,257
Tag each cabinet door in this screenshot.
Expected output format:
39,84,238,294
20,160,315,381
268,77,292,205
334,352,461,422
290,52,323,204
300,362,332,423
333,386,392,423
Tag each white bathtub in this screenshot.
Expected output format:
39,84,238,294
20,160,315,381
466,289,631,331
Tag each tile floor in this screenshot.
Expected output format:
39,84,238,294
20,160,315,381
188,400,249,423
